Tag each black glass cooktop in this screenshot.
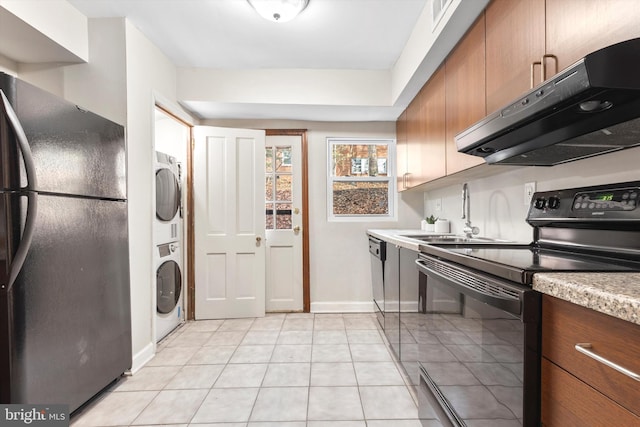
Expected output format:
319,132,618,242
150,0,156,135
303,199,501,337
421,244,640,284
442,246,640,271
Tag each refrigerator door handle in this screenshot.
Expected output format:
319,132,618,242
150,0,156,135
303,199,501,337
7,193,38,291
1,90,39,291
0,89,38,190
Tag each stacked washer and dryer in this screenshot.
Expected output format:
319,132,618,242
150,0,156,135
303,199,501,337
154,151,184,341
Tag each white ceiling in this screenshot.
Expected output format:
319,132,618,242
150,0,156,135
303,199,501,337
68,0,430,121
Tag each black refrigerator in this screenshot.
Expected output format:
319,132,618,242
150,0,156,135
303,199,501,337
0,73,131,413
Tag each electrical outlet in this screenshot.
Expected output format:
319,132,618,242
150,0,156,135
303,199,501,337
524,182,537,206
435,198,442,211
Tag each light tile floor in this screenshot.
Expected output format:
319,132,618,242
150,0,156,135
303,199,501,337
71,313,442,427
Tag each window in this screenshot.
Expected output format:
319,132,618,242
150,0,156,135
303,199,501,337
327,138,396,221
265,145,293,230
351,158,369,175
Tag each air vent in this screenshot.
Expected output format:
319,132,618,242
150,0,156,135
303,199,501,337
420,257,520,300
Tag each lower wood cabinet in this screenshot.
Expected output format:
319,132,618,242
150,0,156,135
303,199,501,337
541,358,639,426
541,295,640,426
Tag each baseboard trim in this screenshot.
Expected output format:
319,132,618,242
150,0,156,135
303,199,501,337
400,301,419,312
130,341,155,374
310,301,374,313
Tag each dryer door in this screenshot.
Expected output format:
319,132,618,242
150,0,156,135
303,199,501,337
157,260,182,314
156,167,180,221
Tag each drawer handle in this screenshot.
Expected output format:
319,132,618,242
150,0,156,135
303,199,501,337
575,343,640,382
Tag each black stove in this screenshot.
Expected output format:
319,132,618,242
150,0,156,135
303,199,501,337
419,181,640,284
415,181,640,427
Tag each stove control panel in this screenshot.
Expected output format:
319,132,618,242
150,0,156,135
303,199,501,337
527,181,640,223
573,188,638,212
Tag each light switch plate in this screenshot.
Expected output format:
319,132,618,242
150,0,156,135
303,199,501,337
524,182,536,206
435,198,442,211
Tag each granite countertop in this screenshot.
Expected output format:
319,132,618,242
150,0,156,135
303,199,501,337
533,273,640,326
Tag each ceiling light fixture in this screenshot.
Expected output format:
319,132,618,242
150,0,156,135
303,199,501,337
247,0,309,23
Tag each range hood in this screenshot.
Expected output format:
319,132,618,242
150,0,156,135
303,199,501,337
456,38,640,166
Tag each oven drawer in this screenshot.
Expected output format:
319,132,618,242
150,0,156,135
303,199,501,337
541,295,640,417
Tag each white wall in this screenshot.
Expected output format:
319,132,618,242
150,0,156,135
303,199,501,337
423,146,640,242
124,20,193,370
0,0,88,62
179,68,391,107
391,0,490,108
155,109,189,165
64,18,127,125
203,119,424,312
16,18,126,124
0,53,17,74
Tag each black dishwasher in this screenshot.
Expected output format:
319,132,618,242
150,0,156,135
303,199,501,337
369,236,385,329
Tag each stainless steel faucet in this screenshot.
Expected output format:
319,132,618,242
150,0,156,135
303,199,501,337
462,183,479,238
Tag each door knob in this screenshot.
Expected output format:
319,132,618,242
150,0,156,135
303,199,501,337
293,226,301,234
294,208,300,215
256,236,262,243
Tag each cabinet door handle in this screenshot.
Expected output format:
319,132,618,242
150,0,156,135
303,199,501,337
402,172,410,189
575,343,640,381
531,61,541,88
541,54,558,82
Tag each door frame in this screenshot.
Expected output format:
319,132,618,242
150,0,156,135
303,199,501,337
186,128,310,318
153,104,194,321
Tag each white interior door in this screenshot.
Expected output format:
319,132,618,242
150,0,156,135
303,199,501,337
193,126,266,319
265,135,303,312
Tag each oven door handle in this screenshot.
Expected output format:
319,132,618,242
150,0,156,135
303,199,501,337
416,258,522,317
420,366,463,427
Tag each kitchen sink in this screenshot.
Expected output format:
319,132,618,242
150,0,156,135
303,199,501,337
400,234,514,244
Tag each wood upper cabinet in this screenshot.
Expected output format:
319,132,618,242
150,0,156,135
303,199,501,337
445,15,486,175
486,0,640,114
485,0,545,113
396,67,446,190
405,91,424,188
546,0,640,73
396,95,422,191
421,67,446,182
394,0,640,185
396,110,408,192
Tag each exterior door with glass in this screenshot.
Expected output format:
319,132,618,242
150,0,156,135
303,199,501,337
264,134,303,311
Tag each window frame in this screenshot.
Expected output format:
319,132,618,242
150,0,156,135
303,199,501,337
327,137,397,222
